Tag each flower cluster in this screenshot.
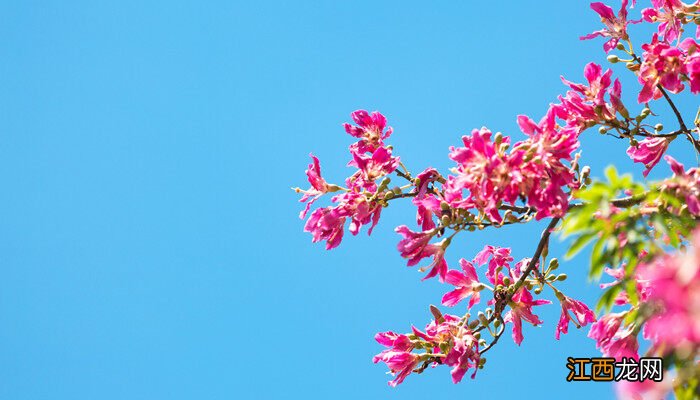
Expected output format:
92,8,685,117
296,110,400,249
373,244,597,386
581,0,640,53
660,155,700,215
638,34,700,102
590,228,700,398
373,313,480,386
294,1,700,396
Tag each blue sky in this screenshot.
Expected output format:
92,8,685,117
0,1,697,399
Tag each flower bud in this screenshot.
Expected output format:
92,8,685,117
494,132,503,145
551,290,564,302
580,166,591,184
468,319,480,330
606,54,619,64
626,62,639,71
384,190,395,200
534,287,542,295
440,201,450,211
502,276,511,286
556,273,568,281
616,42,626,50
440,215,451,226
598,126,608,134
655,123,663,131
493,319,501,328
641,107,651,117
548,258,559,271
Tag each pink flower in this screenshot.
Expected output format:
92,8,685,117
413,167,441,199
347,146,400,191
604,331,639,361
473,245,513,285
412,194,441,231
555,295,597,340
343,110,393,154
444,333,480,383
638,34,687,102
559,63,625,129
297,154,330,218
681,38,700,94
642,0,686,43
303,190,385,249
395,226,448,281
626,136,672,177
504,287,551,345
638,230,700,353
661,156,700,215
413,313,463,343
588,312,625,352
446,128,522,223
581,0,639,53
515,107,580,219
374,331,413,352
442,259,483,308
561,62,613,105
333,191,383,236
372,351,418,387
303,207,346,250
615,378,673,400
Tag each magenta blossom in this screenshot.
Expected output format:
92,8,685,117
347,146,400,191
661,156,700,215
297,154,331,219
473,245,513,285
581,0,639,53
642,0,686,43
681,38,700,94
515,107,580,219
442,258,483,308
444,333,480,383
343,110,393,153
638,229,700,353
303,207,346,250
504,287,551,345
395,226,448,281
559,63,626,130
372,351,418,387
588,312,625,352
615,378,673,400
555,294,597,340
626,136,672,177
445,128,522,223
638,34,687,102
413,167,441,199
561,62,613,105
604,331,639,361
413,194,441,231
333,191,383,236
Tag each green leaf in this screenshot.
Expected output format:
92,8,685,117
565,232,597,259
596,284,622,313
